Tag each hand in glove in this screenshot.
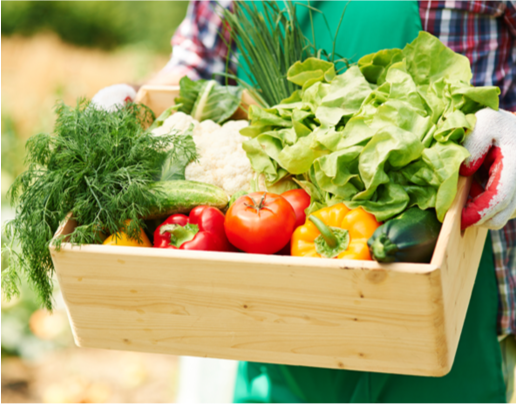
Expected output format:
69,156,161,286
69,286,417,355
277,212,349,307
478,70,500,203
91,84,136,112
460,108,516,230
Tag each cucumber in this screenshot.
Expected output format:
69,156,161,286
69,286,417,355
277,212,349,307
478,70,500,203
146,180,229,219
367,207,442,263
229,190,248,207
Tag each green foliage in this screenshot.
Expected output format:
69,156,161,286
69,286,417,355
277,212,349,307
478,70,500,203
2,115,25,178
1,277,42,358
1,1,189,53
1,271,71,359
3,100,196,309
2,114,26,202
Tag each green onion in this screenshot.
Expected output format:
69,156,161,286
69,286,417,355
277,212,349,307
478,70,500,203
217,1,314,107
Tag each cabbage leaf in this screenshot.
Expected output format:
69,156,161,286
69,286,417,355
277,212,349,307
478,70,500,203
175,77,243,124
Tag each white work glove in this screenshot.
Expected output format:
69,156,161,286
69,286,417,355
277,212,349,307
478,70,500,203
91,84,136,112
460,108,516,230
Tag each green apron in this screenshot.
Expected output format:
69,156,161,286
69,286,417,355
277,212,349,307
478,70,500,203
234,2,506,402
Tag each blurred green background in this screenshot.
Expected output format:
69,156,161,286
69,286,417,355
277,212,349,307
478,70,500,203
2,2,188,402
2,1,189,53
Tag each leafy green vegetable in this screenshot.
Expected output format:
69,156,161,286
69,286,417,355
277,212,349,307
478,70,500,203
2,100,196,309
157,124,198,181
242,32,500,222
287,59,336,89
175,76,243,124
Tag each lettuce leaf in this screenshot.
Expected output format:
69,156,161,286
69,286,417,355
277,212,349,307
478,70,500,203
358,48,404,85
241,33,500,222
402,31,472,85
345,183,410,222
354,125,424,200
316,66,373,126
422,141,470,221
287,58,336,89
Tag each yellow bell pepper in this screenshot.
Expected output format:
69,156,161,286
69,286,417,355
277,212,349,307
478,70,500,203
103,220,152,247
291,203,380,260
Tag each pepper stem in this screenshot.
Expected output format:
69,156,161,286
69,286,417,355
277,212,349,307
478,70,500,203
370,235,398,263
160,223,199,248
308,215,338,248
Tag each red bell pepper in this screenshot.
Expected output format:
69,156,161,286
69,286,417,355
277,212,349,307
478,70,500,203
153,206,233,252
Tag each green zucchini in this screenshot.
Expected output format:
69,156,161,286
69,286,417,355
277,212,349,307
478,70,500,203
367,207,442,263
146,180,229,219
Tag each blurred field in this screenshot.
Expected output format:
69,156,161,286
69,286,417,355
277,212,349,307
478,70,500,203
2,33,169,142
1,30,181,404
2,347,179,403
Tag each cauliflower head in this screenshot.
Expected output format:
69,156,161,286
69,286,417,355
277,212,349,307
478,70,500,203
152,112,254,195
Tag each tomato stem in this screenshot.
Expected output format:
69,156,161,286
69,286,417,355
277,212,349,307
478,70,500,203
244,192,268,212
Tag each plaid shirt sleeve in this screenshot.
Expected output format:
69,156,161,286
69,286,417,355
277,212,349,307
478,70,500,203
504,2,516,37
161,0,235,84
419,1,516,336
491,221,516,336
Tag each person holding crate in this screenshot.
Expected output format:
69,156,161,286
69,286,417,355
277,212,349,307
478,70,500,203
100,1,516,402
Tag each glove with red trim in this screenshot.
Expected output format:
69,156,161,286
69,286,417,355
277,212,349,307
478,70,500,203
460,108,516,230
91,84,136,112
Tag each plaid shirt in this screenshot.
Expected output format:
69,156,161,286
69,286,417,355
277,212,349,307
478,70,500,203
166,0,516,336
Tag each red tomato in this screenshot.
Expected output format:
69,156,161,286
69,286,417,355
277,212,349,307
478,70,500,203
281,189,311,228
224,192,296,254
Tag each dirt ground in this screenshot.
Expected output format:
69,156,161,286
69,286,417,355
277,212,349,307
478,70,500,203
2,348,179,403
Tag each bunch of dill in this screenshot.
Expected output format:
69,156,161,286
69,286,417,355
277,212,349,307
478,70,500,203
2,99,195,310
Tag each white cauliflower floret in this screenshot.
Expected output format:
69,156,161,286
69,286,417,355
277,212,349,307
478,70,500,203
220,120,250,132
185,119,254,195
151,112,198,136
194,120,219,137
161,112,197,132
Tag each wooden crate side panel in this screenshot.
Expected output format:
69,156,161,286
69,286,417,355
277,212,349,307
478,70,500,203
134,87,149,106
135,86,179,116
431,176,488,372
440,226,486,369
52,247,448,376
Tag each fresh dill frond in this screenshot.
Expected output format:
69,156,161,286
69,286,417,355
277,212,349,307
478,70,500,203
2,99,197,309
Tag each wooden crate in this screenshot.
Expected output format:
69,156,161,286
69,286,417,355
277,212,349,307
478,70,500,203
135,85,180,116
50,86,488,377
